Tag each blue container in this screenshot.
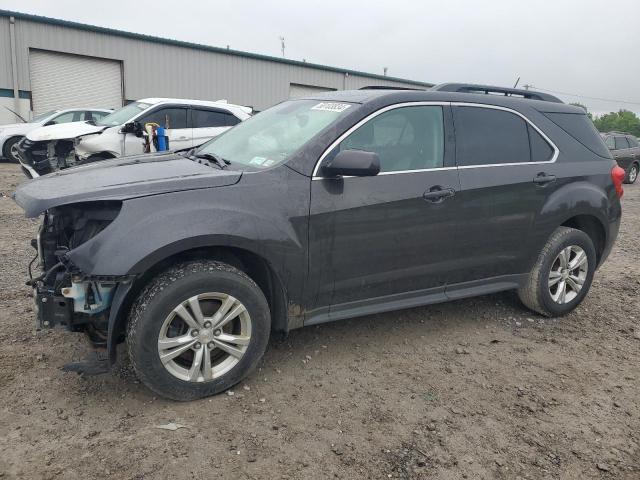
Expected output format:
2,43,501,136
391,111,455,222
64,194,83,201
156,126,167,151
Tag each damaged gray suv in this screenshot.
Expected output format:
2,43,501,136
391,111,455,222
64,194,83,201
13,84,624,401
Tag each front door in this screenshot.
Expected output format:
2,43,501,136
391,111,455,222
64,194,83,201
128,106,192,155
307,103,460,322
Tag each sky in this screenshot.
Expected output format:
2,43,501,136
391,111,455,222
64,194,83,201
2,0,639,116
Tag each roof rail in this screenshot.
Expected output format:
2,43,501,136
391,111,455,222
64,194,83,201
431,83,564,103
359,86,426,91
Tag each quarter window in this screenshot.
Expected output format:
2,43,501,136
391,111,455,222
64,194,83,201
628,136,640,148
454,107,531,166
615,136,629,150
336,106,444,172
139,107,188,129
192,109,240,128
528,125,554,162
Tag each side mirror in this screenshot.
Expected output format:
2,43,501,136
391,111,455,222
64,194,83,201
122,121,143,137
321,150,380,178
44,121,55,126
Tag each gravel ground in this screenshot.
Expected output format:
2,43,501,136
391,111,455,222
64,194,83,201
0,161,638,479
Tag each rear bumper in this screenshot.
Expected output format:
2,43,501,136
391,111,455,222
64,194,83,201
599,212,621,268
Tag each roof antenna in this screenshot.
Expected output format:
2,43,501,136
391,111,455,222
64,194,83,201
279,36,285,57
383,67,388,76
513,77,520,88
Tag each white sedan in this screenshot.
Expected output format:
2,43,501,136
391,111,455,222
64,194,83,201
0,108,112,162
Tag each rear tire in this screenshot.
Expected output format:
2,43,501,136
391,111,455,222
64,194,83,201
624,163,638,184
518,227,596,317
2,136,22,163
127,260,271,401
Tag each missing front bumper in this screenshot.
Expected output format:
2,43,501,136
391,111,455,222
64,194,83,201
35,290,73,329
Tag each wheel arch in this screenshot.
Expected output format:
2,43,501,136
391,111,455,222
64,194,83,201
560,214,607,266
2,134,24,158
107,245,290,363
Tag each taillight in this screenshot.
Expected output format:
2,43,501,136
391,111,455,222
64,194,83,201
611,165,625,198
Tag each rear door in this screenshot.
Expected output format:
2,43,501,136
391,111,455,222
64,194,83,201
451,104,559,287
191,108,241,147
626,136,640,162
613,136,632,170
308,103,460,318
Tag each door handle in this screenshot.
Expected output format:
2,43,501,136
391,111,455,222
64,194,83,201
533,172,556,185
178,136,187,140
423,186,455,203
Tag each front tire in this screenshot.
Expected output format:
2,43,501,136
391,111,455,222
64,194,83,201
127,260,271,401
518,227,596,317
2,136,23,163
625,163,638,184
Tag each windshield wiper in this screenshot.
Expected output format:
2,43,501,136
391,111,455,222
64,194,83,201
193,152,231,170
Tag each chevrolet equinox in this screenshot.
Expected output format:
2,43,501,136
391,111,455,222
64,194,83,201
13,84,624,400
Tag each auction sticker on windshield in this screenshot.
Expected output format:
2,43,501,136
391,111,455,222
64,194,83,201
311,103,352,113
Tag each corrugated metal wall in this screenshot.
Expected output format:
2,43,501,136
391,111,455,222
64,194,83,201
0,16,14,89
4,15,429,111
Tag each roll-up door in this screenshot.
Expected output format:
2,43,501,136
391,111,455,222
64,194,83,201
29,49,123,114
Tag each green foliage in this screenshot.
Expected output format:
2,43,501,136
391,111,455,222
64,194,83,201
593,110,640,137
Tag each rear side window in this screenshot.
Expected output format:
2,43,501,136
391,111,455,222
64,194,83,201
628,136,640,148
544,112,610,158
139,107,188,129
192,109,240,128
615,136,630,149
454,107,530,166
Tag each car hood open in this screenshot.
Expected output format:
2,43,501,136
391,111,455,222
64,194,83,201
13,152,242,217
26,121,106,142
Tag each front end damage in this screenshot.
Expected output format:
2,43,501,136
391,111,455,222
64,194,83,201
30,201,132,351
17,137,81,177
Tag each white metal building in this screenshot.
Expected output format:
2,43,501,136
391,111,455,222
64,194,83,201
0,10,433,124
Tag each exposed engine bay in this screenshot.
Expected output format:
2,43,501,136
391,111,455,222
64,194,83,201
18,138,81,176
31,201,128,346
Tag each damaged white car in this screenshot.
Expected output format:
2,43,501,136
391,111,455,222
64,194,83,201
16,98,252,177
0,108,112,163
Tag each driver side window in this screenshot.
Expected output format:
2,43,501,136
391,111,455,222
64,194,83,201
48,111,83,125
337,105,444,172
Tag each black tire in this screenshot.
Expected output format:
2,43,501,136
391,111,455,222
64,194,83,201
518,227,596,317
624,163,638,184
127,260,271,401
2,136,23,163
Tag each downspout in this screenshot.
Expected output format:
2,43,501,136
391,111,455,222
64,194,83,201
8,16,21,119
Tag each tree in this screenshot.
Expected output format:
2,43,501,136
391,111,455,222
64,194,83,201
592,110,640,137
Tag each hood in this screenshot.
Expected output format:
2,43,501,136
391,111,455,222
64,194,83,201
13,152,242,217
26,121,106,142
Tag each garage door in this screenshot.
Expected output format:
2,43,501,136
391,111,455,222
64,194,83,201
29,49,123,114
289,83,336,98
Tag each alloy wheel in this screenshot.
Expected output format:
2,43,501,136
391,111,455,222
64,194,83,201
548,245,588,304
629,165,638,183
157,292,251,382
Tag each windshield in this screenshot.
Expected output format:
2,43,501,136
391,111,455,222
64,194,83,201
97,101,152,127
33,110,58,123
195,100,354,169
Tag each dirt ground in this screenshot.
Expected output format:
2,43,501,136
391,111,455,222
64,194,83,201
0,162,637,480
